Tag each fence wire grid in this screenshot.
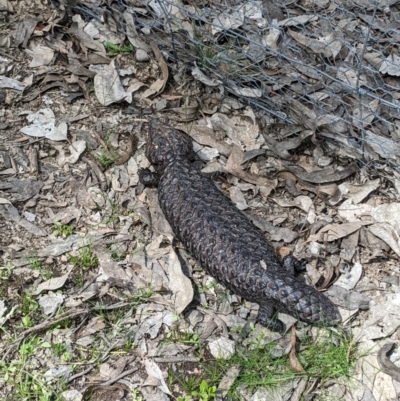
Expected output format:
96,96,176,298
71,0,400,167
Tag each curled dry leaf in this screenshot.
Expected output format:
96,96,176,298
352,99,379,129
144,188,174,242
144,359,172,395
68,21,106,54
274,195,316,224
311,222,363,242
208,337,235,359
192,64,222,87
76,316,106,339
287,29,342,58
210,113,261,149
377,343,400,382
185,125,232,157
249,214,299,243
33,270,71,295
96,247,132,282
0,76,25,90
0,178,44,202
226,146,276,189
337,199,374,222
142,41,169,98
369,223,400,258
283,162,358,184
289,326,305,373
217,365,242,397
371,202,400,233
38,232,105,257
338,179,379,204
166,247,194,315
262,129,313,159
379,53,400,76
279,15,318,26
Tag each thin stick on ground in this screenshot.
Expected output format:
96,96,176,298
1,308,89,361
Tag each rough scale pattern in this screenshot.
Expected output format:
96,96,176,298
139,119,341,332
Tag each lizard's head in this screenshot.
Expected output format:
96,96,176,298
146,119,193,168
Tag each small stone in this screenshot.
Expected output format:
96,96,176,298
239,306,250,319
209,337,235,359
61,390,83,401
186,309,204,328
381,275,399,286
136,49,150,61
155,99,167,111
309,241,321,255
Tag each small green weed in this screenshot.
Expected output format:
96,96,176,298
125,287,154,303
19,292,39,328
191,380,217,400
111,247,126,262
69,243,98,271
28,257,53,280
165,330,201,347
52,343,67,357
19,337,42,357
104,41,133,55
130,388,143,401
53,222,74,238
28,257,41,270
0,261,14,280
74,274,84,287
96,149,117,167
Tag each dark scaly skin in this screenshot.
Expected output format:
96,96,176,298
139,119,341,332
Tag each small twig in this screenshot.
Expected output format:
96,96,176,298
91,130,110,152
101,367,139,386
1,309,89,361
67,339,128,384
92,302,133,311
66,363,99,383
0,49,19,61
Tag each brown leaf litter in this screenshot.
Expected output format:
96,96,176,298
0,1,400,400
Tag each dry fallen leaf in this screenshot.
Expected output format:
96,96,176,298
33,270,71,295
283,162,358,184
226,146,276,189
20,109,68,141
25,44,54,67
379,53,400,76
338,179,380,204
94,62,131,106
289,326,305,372
369,223,400,258
287,29,342,58
167,248,194,315
142,41,169,98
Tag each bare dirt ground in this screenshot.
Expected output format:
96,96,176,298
1,1,400,400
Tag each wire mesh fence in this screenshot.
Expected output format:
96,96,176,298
70,0,400,167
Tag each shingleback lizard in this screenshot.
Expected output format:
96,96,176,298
139,119,341,332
